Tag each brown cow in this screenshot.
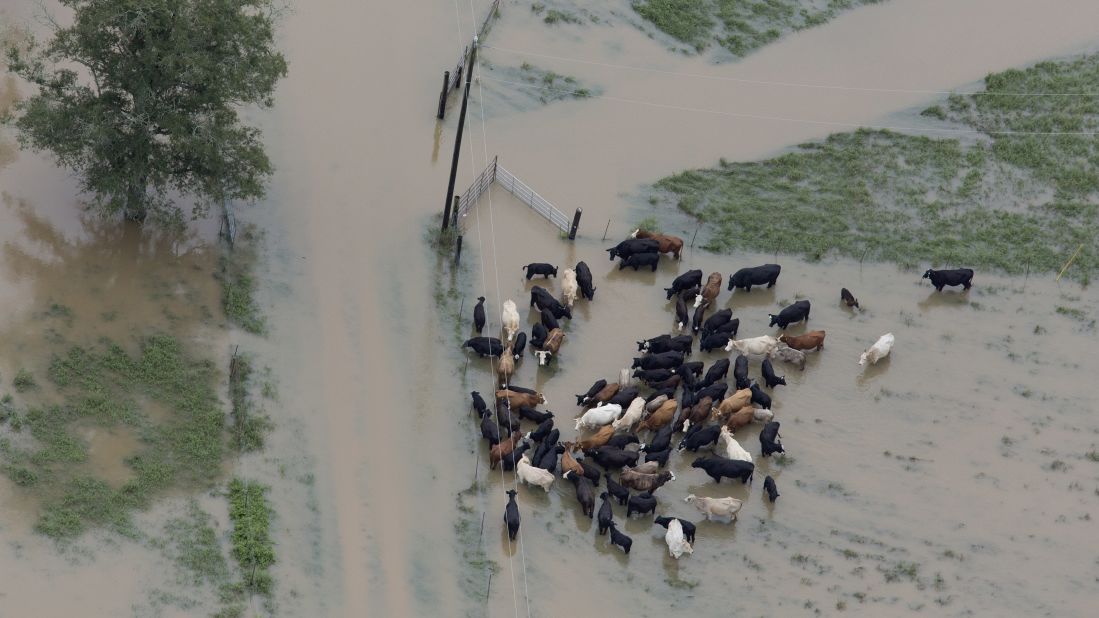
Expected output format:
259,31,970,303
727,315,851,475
591,382,621,406
639,399,678,432
619,468,676,492
634,229,684,260
712,388,751,421
721,404,756,432
779,330,826,351
497,346,515,383
578,425,615,451
560,443,585,477
490,431,523,470
682,396,713,431
695,272,722,308
496,389,546,408
535,328,565,365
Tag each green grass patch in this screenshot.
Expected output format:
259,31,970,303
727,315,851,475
645,54,1099,279
633,0,882,57
163,501,231,586
13,368,36,391
543,9,581,25
2,335,229,539
513,62,599,105
228,351,271,452
227,478,276,596
216,228,265,335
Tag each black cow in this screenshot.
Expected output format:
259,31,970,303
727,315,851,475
529,285,572,319
496,404,521,433
644,447,671,467
607,522,632,554
761,359,786,388
733,354,750,389
536,443,563,472
517,406,553,424
463,337,503,357
607,238,660,261
471,391,489,416
632,368,673,384
699,332,731,352
525,418,555,443
626,491,657,518
678,285,700,304
500,443,532,471
649,334,693,355
540,307,559,331
728,264,781,292
605,475,630,505
606,433,640,449
840,287,859,308
691,304,707,334
632,351,685,370
768,299,810,329
749,383,772,409
675,361,704,378
523,263,558,279
473,296,486,333
575,261,596,300
764,476,780,503
647,376,680,397
923,268,974,291
701,359,730,387
694,381,728,403
597,492,614,535
512,332,527,359
654,516,696,544
637,334,670,352
587,446,639,470
702,309,733,335
709,318,739,338
480,408,500,445
566,470,595,518
620,253,660,271
505,384,538,395
664,269,703,300
641,423,676,454
579,460,602,485
691,456,755,484
608,387,640,408
759,421,784,457
530,323,548,349
677,423,721,452
575,379,608,406
675,295,689,332
504,489,521,541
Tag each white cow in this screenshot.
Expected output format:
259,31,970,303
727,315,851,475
717,426,753,462
516,454,555,492
725,335,779,356
665,518,694,560
575,403,621,431
685,494,743,522
859,332,895,366
752,407,775,423
561,269,579,308
612,397,645,431
502,299,520,342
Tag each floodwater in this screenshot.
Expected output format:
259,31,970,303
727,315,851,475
2,0,1099,616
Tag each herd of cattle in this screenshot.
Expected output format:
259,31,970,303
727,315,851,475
464,230,975,560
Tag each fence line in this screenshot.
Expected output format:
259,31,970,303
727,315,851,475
447,0,500,100
456,156,572,233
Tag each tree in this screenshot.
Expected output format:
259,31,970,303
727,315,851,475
5,0,287,224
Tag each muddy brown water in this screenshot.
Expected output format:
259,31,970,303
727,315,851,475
2,0,1099,616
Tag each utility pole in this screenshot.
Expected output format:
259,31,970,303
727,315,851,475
442,36,477,232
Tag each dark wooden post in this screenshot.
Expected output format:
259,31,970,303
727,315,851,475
437,71,450,119
568,208,582,240
442,37,477,232
454,234,464,265
451,195,461,228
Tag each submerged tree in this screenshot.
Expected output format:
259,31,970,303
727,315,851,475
4,0,288,224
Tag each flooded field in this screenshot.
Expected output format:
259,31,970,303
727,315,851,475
2,0,1099,616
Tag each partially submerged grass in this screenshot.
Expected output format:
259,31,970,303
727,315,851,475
645,53,1099,279
163,501,231,587
633,0,882,57
511,62,598,104
543,9,581,25
1,335,228,539
216,228,266,335
229,351,271,452
13,368,36,391
227,478,276,596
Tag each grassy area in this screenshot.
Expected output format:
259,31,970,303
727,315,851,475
513,61,597,104
632,0,882,57
228,351,271,452
644,54,1099,280
162,501,231,587
0,334,228,539
216,227,266,335
227,478,276,597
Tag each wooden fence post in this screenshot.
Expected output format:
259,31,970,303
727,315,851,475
452,195,461,228
437,71,450,119
569,208,582,240
454,234,464,266
602,218,611,241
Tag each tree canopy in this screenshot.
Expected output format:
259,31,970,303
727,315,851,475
5,0,288,224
